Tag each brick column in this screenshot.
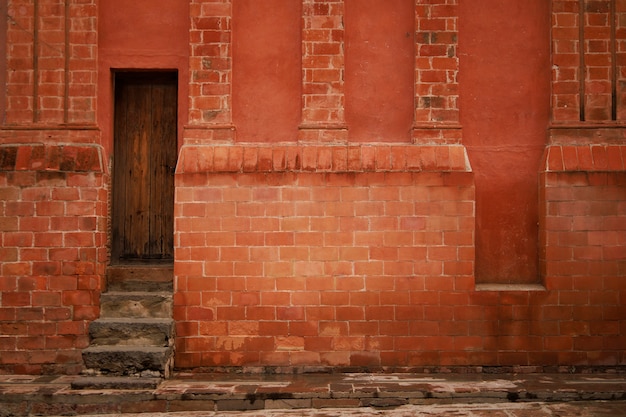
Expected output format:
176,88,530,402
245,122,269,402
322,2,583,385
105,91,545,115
413,0,461,144
0,1,7,122
186,0,234,142
298,0,348,143
618,1,626,120
551,0,582,122
582,0,613,121
551,0,624,123
5,0,96,125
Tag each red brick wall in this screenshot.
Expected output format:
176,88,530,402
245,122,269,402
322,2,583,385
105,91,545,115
540,145,626,366
551,0,626,122
0,141,106,374
0,0,102,374
173,144,626,369
1,0,625,375
174,144,475,368
5,0,97,125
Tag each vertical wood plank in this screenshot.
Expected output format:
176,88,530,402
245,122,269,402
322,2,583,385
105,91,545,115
112,72,177,263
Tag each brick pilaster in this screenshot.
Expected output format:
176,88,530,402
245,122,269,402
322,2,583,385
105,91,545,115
299,0,348,143
582,0,613,121
413,0,461,144
5,0,96,126
187,0,234,142
551,0,625,123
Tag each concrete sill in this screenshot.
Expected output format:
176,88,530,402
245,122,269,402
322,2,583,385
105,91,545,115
475,283,546,292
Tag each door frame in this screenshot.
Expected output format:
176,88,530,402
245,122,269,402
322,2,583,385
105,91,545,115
110,70,179,265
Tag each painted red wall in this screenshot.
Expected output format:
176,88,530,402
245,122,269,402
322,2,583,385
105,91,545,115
344,0,414,142
459,0,551,284
98,0,189,154
232,0,301,142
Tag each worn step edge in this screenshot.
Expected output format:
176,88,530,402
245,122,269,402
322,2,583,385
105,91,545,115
89,318,174,347
106,266,173,292
82,345,174,375
106,280,173,292
100,292,173,319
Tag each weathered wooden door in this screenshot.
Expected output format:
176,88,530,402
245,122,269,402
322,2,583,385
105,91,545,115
112,72,177,263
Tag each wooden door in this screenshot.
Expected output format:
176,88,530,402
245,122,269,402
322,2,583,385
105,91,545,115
112,72,177,263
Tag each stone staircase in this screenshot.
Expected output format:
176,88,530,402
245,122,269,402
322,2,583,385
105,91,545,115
78,266,174,387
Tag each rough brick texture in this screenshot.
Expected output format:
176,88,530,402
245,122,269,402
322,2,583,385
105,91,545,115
174,144,476,368
415,0,459,125
0,140,107,374
539,145,626,366
189,0,232,128
413,0,460,144
300,0,346,136
5,0,97,125
551,0,626,122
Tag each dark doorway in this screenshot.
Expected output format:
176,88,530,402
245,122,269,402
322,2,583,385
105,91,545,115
111,72,177,264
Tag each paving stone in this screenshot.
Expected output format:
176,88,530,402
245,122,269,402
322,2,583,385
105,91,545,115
0,373,625,416
361,397,409,408
120,399,168,413
168,399,216,412
216,398,265,411
265,398,313,409
0,401,29,417
312,398,362,408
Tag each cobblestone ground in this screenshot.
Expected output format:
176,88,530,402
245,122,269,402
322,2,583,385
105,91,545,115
63,401,626,417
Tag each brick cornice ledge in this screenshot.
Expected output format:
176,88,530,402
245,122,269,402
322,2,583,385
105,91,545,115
0,143,105,172
177,144,471,174
542,144,626,172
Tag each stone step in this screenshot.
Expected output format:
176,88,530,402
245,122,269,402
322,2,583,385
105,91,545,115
89,318,174,347
82,345,174,378
106,265,173,292
100,292,173,319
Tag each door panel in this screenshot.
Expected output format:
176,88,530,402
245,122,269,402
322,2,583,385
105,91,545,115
112,72,177,263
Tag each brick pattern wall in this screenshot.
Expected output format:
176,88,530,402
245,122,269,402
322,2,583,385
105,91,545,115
0,142,106,374
174,145,475,368
545,0,626,369
413,0,460,143
299,0,347,142
188,0,232,128
415,0,459,125
1,0,102,374
5,0,97,125
540,145,626,366
551,0,626,122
